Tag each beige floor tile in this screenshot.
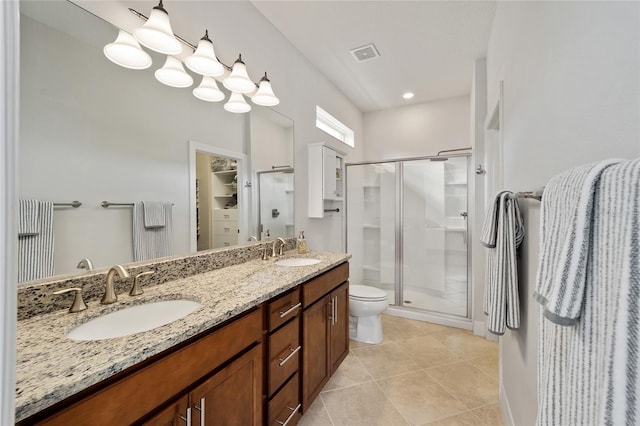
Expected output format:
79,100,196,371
437,331,498,360
381,315,431,341
321,382,408,426
468,353,499,379
467,404,504,425
397,335,465,369
299,397,333,426
423,404,504,426
426,361,498,409
352,342,422,379
422,410,480,426
377,370,468,425
322,354,373,392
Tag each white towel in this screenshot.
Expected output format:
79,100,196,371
481,191,524,335
18,199,40,236
142,201,166,229
132,202,172,261
535,158,639,426
18,200,54,282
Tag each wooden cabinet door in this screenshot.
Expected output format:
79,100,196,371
190,344,263,426
143,397,189,426
330,282,349,373
302,294,331,411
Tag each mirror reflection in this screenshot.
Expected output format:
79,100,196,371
18,0,294,282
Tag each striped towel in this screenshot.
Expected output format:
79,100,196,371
534,159,621,324
481,191,524,335
535,158,639,426
142,201,166,229
132,202,173,262
18,199,40,236
18,200,54,282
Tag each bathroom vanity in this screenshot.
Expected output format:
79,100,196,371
15,249,350,425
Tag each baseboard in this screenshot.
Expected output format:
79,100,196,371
473,320,485,336
500,382,516,426
384,307,472,330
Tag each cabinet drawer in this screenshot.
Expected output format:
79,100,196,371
268,288,301,331
212,209,238,221
213,235,238,248
269,316,300,396
302,262,349,308
269,374,301,426
213,221,238,236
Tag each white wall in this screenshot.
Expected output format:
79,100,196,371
363,95,470,161
486,2,640,425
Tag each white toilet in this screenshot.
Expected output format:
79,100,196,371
349,285,389,344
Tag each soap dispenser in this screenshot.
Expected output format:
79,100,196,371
297,231,307,254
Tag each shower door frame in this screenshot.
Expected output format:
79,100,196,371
346,153,473,327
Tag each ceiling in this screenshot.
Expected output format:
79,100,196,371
251,1,497,112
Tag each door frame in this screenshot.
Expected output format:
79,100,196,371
188,141,248,252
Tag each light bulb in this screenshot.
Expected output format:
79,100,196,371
251,73,279,106
224,92,251,113
104,30,152,70
222,54,256,94
133,1,182,55
193,76,225,102
155,56,193,88
185,31,224,77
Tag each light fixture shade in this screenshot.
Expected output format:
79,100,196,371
155,56,193,88
133,2,182,55
224,92,251,113
222,55,256,94
251,73,280,106
193,76,225,102
185,31,224,77
104,30,152,70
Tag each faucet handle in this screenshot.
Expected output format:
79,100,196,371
53,287,88,313
130,271,154,296
260,247,269,261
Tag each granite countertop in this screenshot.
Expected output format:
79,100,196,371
15,251,350,422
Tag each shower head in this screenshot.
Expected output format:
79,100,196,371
430,157,449,162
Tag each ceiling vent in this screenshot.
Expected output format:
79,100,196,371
350,44,380,62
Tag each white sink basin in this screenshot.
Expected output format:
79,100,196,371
275,258,321,267
67,300,201,341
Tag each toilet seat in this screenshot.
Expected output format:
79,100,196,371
349,285,387,302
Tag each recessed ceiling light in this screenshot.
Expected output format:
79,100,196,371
402,92,414,100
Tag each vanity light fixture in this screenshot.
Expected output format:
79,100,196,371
224,91,252,113
223,55,256,94
155,56,193,88
104,2,281,113
193,76,225,102
251,73,280,106
103,30,152,70
184,30,224,77
133,0,182,55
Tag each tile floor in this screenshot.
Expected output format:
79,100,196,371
299,315,502,426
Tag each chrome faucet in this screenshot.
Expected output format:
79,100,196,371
76,258,94,271
102,265,129,304
272,238,287,257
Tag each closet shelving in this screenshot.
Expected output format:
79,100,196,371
211,167,238,248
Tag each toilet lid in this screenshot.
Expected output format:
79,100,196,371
349,285,387,301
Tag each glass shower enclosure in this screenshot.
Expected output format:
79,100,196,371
346,156,469,319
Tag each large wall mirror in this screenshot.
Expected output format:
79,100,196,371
18,0,294,283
